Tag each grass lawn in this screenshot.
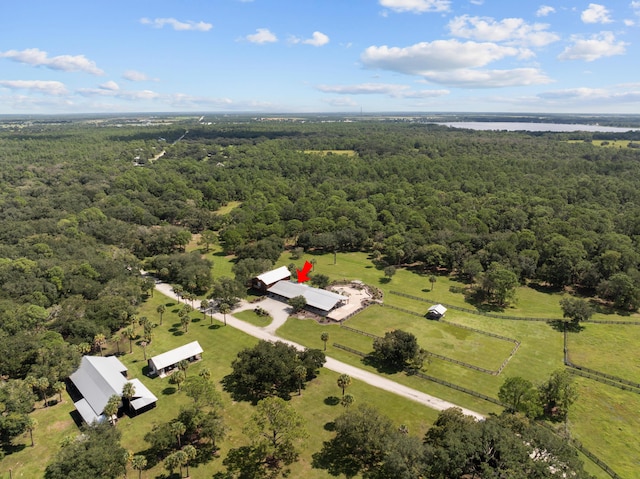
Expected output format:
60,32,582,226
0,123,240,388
233,309,273,328
0,291,441,479
566,323,640,382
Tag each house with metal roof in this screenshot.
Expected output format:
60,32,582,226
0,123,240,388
267,281,348,315
252,266,291,291
147,341,203,377
69,356,157,424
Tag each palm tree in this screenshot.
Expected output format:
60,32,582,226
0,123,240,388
199,367,211,381
429,275,437,291
36,377,49,407
123,450,133,478
294,365,307,396
200,299,210,322
140,341,148,361
122,382,136,413
52,380,65,403
124,327,136,353
337,374,352,397
340,393,355,409
111,333,121,355
180,314,191,333
25,417,37,446
93,333,107,356
156,304,166,325
173,284,184,300
182,445,197,477
76,342,91,355
171,421,186,448
104,394,120,425
321,332,329,351
172,370,186,391
131,455,147,479
164,451,182,478
178,359,190,377
219,302,230,326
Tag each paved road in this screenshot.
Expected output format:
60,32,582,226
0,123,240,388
152,279,485,420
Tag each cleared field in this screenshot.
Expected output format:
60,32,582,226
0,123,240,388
566,323,640,382
345,305,516,372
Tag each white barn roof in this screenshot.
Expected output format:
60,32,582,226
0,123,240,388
428,304,447,315
149,341,203,372
256,266,291,286
267,281,348,312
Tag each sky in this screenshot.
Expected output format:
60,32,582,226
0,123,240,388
1,0,640,115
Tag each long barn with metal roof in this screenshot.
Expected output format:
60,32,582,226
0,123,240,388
267,281,348,314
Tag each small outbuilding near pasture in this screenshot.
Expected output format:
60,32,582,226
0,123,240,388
426,304,447,320
148,341,203,377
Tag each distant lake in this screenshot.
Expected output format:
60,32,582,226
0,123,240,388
435,121,639,133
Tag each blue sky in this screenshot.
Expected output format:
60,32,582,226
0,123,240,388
1,0,640,114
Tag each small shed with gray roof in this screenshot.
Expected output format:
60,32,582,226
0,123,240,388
147,341,203,377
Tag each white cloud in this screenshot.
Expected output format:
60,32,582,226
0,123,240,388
379,0,451,13
245,28,278,44
448,15,560,47
77,86,160,100
304,31,330,47
420,68,552,87
536,5,556,17
361,40,520,75
581,4,613,24
0,80,68,95
558,32,627,61
538,86,640,104
123,70,150,81
140,17,212,31
316,82,449,98
0,48,104,75
99,81,119,91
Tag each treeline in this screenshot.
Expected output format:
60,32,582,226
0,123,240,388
2,119,640,455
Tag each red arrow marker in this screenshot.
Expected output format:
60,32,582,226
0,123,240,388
297,260,313,283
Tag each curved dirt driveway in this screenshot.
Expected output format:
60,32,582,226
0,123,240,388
152,279,484,420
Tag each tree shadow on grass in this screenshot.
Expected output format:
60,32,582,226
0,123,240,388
162,387,177,395
361,355,404,375
172,331,185,336
208,324,221,330
548,320,585,333
378,277,391,284
324,396,340,406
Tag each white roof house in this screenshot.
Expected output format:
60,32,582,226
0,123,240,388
427,304,447,319
267,281,348,313
148,341,203,377
69,356,157,424
253,266,291,291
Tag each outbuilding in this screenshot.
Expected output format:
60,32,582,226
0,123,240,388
426,304,447,320
147,341,203,377
252,266,291,291
69,356,157,424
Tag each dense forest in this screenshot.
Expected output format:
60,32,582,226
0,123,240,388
1,116,640,474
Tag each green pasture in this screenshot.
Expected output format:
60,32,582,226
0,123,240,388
570,377,640,478
566,323,640,382
345,306,516,372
